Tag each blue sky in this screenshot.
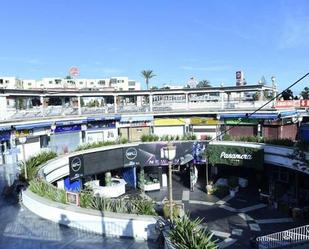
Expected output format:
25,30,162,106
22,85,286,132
0,0,308,93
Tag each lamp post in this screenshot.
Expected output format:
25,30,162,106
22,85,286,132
163,142,176,222
18,136,27,180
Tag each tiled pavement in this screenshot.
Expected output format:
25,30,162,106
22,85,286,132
147,176,308,249
0,167,157,249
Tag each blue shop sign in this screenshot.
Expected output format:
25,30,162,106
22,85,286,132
55,125,81,133
0,131,11,141
87,120,116,130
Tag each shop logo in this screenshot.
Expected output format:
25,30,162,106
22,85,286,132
71,157,82,172
220,152,252,160
126,147,137,160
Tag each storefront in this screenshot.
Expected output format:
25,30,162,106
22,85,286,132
118,115,153,142
189,117,219,140
51,120,85,154
206,144,264,186
223,118,260,137
13,122,52,161
263,118,298,140
85,116,119,143
153,118,186,138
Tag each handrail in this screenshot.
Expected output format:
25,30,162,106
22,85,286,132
256,225,309,248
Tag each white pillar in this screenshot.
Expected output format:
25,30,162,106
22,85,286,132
77,96,82,115
220,91,224,110
185,93,189,110
149,94,153,112
40,95,44,116
0,96,7,120
114,95,117,113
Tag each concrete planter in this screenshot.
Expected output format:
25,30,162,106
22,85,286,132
22,190,159,240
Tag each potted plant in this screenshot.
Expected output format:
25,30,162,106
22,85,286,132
228,176,238,197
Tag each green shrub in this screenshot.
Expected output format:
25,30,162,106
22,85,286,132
75,141,117,151
29,179,66,204
169,215,218,249
141,134,148,142
20,151,57,181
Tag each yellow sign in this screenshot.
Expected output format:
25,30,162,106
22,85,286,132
190,117,219,125
14,129,33,138
154,118,185,126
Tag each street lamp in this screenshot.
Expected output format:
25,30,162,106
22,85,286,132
163,142,176,222
18,136,27,180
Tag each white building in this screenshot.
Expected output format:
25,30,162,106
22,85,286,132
2,76,140,91
0,77,23,89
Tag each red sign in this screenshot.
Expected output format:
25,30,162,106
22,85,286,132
275,100,309,108
69,67,79,77
275,100,296,108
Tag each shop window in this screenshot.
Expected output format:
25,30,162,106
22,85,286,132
40,135,50,148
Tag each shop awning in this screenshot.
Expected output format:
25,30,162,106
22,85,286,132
0,126,11,131
120,115,153,122
14,122,53,130
220,111,299,120
56,120,87,126
87,115,121,122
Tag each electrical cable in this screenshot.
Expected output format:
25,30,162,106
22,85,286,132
209,72,309,143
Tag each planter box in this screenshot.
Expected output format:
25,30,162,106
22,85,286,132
144,182,160,192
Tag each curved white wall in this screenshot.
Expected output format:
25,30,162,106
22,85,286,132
22,190,158,240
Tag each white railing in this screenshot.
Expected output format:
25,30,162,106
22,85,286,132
256,225,309,248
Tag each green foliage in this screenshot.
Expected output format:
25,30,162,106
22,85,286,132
141,70,156,90
120,137,128,144
89,196,156,215
20,151,57,181
79,190,93,208
206,144,264,169
182,133,197,141
29,179,157,215
196,80,211,88
29,179,66,204
222,134,295,147
75,141,117,151
169,215,218,249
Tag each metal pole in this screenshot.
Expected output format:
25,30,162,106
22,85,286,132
168,160,173,222
22,143,27,180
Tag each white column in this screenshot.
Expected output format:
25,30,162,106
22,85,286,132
40,95,44,116
77,96,82,115
185,93,189,110
114,95,117,113
220,91,224,110
149,94,153,112
0,96,7,120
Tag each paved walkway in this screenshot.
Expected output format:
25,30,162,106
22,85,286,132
0,166,157,249
147,176,308,249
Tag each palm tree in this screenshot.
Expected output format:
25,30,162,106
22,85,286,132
141,70,156,90
196,80,211,88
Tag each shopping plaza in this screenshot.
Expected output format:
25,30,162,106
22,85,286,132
1,83,309,248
